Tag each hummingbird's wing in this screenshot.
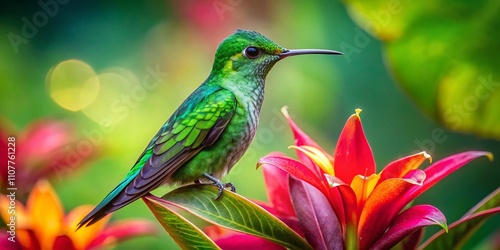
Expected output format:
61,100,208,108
124,87,237,197
78,87,237,228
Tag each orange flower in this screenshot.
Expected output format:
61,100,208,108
0,180,156,250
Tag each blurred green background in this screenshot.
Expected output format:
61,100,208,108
1,0,498,249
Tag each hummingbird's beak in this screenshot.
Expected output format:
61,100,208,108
278,49,343,59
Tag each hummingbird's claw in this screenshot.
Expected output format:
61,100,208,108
225,182,236,193
202,173,236,200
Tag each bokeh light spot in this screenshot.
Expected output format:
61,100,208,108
81,71,135,127
48,60,99,111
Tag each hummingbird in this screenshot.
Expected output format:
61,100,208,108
77,29,342,228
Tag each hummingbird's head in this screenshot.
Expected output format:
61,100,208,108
211,29,342,79
212,29,286,78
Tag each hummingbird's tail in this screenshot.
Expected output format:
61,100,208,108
76,174,137,230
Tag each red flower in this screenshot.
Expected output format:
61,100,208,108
256,108,492,249
0,119,96,198
205,156,302,249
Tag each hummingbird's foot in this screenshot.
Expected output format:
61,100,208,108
202,173,236,200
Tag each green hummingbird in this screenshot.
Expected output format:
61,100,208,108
77,29,342,229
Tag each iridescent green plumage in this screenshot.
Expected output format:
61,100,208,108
77,29,342,229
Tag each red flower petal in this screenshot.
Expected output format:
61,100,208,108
19,120,79,185
406,151,492,203
252,201,278,214
258,156,326,197
263,158,296,217
19,120,74,163
324,174,358,246
361,151,491,249
0,123,12,190
258,155,347,227
86,220,157,249
0,231,23,250
358,170,425,250
333,110,376,184
214,233,285,250
289,176,343,250
378,152,431,185
281,107,323,177
401,229,424,250
370,205,447,250
53,235,75,250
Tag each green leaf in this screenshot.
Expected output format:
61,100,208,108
161,184,312,250
343,0,500,139
418,188,500,250
418,207,500,250
142,195,221,250
464,187,500,216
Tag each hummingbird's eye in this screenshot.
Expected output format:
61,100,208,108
243,46,261,59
